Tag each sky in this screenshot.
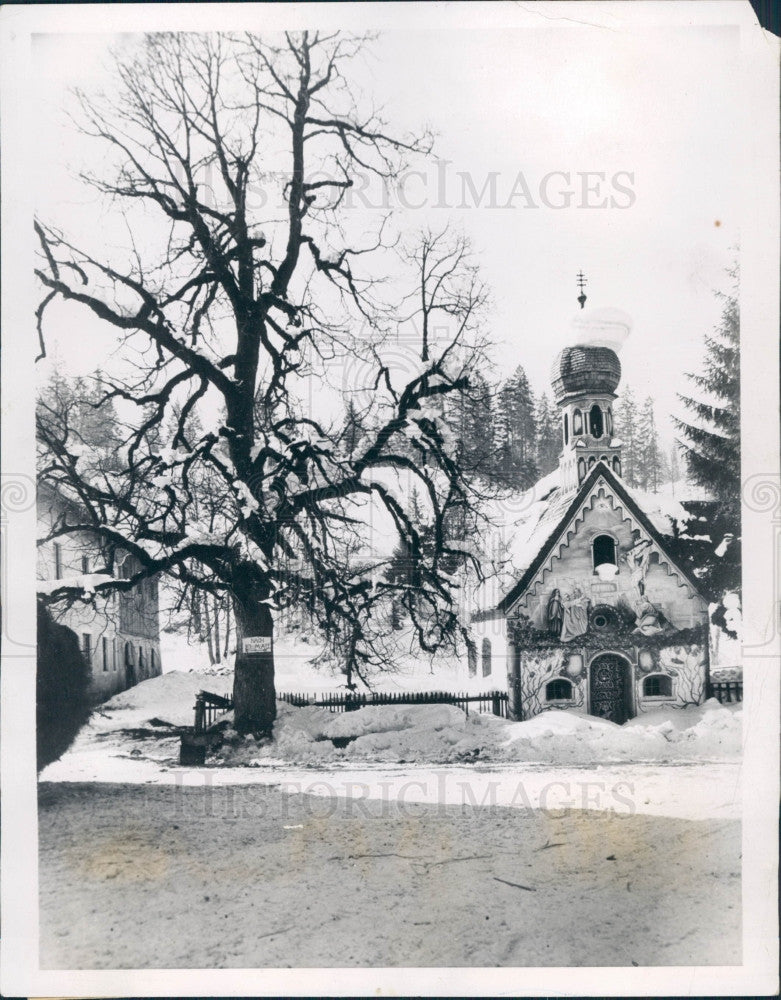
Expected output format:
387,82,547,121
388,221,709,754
32,16,742,447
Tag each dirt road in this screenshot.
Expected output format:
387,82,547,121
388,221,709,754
38,781,741,969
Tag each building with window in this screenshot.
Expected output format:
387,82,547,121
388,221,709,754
37,484,162,703
466,306,710,723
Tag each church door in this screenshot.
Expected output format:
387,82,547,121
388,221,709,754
589,654,631,724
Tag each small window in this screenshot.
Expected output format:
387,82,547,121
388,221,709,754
577,457,586,482
81,633,92,666
563,412,569,445
607,408,613,435
600,455,608,464
573,409,583,435
467,639,477,677
613,456,621,475
588,456,596,469
53,543,62,578
589,405,604,439
546,678,573,701
481,638,492,678
643,674,673,698
150,648,157,674
138,646,145,676
102,636,109,671
593,534,617,569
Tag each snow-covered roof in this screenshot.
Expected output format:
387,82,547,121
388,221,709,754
472,463,709,616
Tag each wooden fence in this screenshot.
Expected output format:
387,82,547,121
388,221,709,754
193,681,740,733
707,680,743,704
278,689,510,718
193,690,233,733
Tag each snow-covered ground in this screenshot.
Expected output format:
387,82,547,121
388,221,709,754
40,671,742,822
38,779,741,969
38,670,742,969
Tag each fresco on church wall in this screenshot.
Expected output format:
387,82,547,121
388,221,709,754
512,640,708,722
517,647,587,721
634,642,708,712
518,490,707,638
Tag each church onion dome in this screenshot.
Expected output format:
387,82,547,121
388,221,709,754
550,345,621,403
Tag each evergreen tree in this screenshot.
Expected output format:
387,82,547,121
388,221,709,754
535,392,560,476
614,384,640,486
675,282,740,521
637,396,661,492
37,368,122,476
341,398,365,458
453,369,495,479
668,444,682,492
671,271,741,634
659,443,682,493
493,365,537,488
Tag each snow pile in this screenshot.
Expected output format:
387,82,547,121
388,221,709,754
89,671,223,731
212,697,741,767
67,668,741,768
501,699,742,764
322,703,466,739
214,701,509,766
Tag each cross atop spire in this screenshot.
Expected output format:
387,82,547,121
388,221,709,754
576,271,588,310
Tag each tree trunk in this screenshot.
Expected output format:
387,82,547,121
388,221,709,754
232,575,276,735
213,594,221,664
203,595,215,665
223,601,232,659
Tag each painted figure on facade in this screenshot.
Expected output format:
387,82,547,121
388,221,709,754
546,588,564,638
560,585,590,641
632,595,667,636
624,538,652,596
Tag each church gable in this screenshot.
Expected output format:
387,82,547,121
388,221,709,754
500,463,707,632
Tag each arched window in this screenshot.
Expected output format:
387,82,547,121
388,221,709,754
642,674,673,698
600,455,608,464
577,457,586,482
546,678,573,701
467,639,477,677
612,456,621,475
573,409,583,435
563,412,569,445
588,456,596,469
593,534,617,569
481,638,492,677
607,408,613,435
589,404,604,439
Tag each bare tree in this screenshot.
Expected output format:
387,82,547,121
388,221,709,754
35,31,490,733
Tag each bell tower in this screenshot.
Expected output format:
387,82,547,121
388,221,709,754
551,280,631,493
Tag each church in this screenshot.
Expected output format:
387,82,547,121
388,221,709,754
467,304,711,724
